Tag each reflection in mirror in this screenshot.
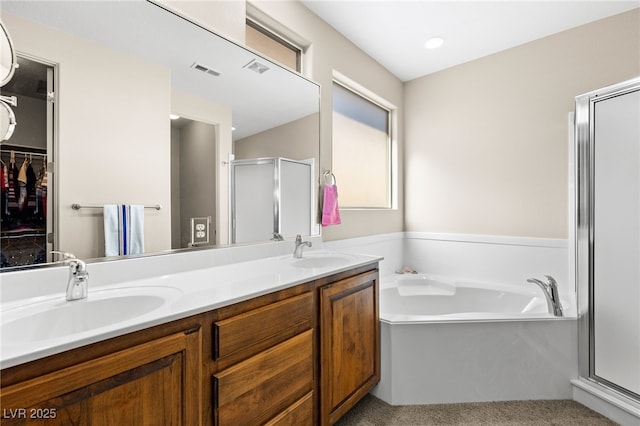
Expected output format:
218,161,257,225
0,18,18,86
0,0,320,270
1,55,54,269
231,157,315,244
1,18,20,142
0,100,16,141
171,116,217,250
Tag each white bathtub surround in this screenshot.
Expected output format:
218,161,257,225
325,232,573,304
373,275,577,405
323,232,404,277
379,277,575,321
326,232,578,406
403,232,573,300
373,318,577,405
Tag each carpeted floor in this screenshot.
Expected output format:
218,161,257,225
335,394,618,426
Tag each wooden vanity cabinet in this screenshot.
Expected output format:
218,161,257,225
318,269,380,426
211,285,316,426
0,262,379,426
0,317,203,426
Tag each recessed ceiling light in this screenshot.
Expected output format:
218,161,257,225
425,36,444,49
169,114,180,120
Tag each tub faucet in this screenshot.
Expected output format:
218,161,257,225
526,275,563,317
53,251,89,301
293,234,312,258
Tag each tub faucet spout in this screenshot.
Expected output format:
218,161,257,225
526,275,563,317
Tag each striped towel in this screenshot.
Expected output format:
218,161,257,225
104,204,144,256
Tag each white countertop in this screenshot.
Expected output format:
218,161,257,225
0,250,381,369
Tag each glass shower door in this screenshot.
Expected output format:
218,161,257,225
577,79,640,400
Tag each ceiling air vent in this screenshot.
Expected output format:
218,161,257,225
190,62,220,77
243,59,270,74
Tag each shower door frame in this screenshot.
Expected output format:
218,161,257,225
575,76,640,402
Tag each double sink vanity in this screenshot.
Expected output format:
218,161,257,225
0,247,381,425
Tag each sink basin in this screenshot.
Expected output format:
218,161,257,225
286,252,357,269
1,286,181,343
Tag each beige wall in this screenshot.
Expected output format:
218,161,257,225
404,9,640,239
3,12,172,259
234,113,319,161
249,0,405,241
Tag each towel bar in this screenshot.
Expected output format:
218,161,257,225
71,204,162,210
322,170,337,185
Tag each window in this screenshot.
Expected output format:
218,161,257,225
245,20,301,72
332,81,393,209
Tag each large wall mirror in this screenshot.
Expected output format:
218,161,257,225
0,0,320,270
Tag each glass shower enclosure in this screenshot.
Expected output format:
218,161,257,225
230,157,315,244
575,77,640,415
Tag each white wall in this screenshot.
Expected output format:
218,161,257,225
3,12,172,259
323,232,404,277
324,232,573,304
404,9,640,239
404,233,572,302
156,0,247,45
170,126,181,249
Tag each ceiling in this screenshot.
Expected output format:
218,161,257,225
301,0,640,82
3,1,319,141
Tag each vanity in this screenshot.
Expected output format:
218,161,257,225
0,250,381,425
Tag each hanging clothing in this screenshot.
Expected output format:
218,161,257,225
17,159,28,184
0,162,6,218
0,162,5,192
7,161,19,211
26,162,37,211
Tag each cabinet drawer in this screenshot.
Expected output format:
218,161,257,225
214,330,314,426
213,292,313,361
264,392,314,426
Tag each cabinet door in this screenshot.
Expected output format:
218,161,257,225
0,327,202,426
319,270,380,425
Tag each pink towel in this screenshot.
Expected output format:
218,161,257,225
322,184,341,227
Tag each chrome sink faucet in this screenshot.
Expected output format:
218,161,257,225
293,234,312,258
53,251,89,301
526,275,563,317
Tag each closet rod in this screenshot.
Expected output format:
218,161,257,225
1,149,47,157
71,204,162,211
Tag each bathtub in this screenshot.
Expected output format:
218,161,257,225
371,274,578,405
381,274,555,322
